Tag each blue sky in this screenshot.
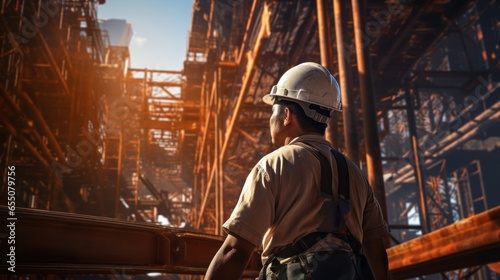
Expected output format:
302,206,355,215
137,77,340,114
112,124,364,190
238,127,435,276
97,0,193,71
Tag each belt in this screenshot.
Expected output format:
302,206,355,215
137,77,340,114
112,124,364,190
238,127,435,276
272,232,329,260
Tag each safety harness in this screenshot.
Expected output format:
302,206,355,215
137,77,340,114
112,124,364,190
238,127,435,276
260,141,367,271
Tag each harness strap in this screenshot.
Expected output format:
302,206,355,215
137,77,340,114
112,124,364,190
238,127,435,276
294,142,350,238
293,142,333,198
330,148,350,237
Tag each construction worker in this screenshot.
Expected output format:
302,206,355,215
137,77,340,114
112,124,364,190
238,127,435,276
205,62,389,279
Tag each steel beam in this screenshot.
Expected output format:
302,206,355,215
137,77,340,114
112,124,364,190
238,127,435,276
0,206,262,276
333,0,360,165
387,206,500,279
316,0,339,149
404,86,430,234
351,0,388,223
236,0,260,66
142,120,199,131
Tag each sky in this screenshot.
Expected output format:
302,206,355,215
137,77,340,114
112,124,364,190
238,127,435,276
97,0,193,71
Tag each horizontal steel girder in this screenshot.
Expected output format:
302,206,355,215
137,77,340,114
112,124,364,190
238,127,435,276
142,120,199,130
0,206,261,276
387,206,500,279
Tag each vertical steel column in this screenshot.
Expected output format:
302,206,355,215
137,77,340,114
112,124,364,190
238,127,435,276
115,125,123,218
440,161,454,224
333,0,360,164
136,72,147,208
404,86,430,234
351,0,388,221
472,160,488,212
453,170,466,219
214,67,221,235
316,0,338,149
237,0,260,65
216,65,224,235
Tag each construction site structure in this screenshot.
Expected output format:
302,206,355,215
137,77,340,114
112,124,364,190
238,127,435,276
0,0,499,279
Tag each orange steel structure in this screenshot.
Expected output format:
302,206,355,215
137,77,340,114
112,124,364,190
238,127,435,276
1,0,499,279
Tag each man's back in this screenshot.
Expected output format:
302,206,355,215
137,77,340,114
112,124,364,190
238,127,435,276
223,134,387,263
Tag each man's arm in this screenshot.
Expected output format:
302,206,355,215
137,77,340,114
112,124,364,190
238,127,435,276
363,238,389,280
205,232,256,280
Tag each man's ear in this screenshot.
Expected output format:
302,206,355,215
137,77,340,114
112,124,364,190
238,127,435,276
283,107,292,126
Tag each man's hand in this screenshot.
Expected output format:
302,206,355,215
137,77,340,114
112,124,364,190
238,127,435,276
205,233,256,280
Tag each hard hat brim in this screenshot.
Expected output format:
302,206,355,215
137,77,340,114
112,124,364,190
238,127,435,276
262,94,301,107
262,94,274,106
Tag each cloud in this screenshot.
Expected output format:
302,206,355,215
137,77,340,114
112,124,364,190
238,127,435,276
132,36,148,46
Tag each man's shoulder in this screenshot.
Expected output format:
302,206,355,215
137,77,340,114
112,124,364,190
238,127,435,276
260,144,301,162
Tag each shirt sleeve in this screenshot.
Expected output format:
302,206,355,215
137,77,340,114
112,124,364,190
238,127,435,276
222,163,276,247
361,182,389,243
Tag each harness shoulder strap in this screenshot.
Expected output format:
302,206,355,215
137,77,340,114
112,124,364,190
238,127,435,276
330,149,349,201
330,149,350,237
293,142,333,198
293,141,350,238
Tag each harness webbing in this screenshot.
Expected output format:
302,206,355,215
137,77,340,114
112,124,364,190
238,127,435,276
294,142,350,238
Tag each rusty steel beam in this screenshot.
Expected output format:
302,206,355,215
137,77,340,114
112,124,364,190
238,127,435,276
404,86,430,234
316,0,339,150
387,206,500,279
333,0,360,165
0,206,262,276
142,120,199,131
351,0,388,222
129,68,183,75
147,81,183,88
236,0,261,65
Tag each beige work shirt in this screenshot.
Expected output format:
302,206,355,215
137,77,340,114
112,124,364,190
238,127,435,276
223,134,388,263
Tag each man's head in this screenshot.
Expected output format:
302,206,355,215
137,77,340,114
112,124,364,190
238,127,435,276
263,62,341,145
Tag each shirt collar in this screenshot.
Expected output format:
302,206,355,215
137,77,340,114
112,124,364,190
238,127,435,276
288,134,329,146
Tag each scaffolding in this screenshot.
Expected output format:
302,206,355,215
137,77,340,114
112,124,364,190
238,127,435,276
0,0,109,213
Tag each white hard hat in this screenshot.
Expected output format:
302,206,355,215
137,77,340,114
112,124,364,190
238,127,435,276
263,62,341,124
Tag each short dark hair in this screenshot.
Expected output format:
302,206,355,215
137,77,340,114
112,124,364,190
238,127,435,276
274,99,328,134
